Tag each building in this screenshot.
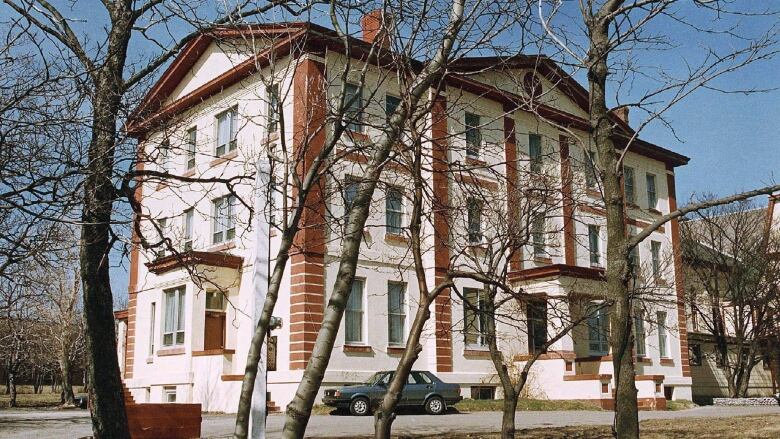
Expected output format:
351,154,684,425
683,195,780,401
118,15,694,412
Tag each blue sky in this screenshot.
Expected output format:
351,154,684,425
24,2,773,299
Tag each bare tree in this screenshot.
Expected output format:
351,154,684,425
681,198,780,397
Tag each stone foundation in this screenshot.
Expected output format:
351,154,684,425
713,396,780,406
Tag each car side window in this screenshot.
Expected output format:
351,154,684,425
380,373,392,385
412,372,431,384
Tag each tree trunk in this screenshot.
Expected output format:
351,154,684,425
60,352,76,406
588,14,639,439
8,371,16,408
501,394,519,439
80,13,133,436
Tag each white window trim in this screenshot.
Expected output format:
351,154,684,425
345,278,366,345
387,281,407,346
214,106,238,157
162,287,186,347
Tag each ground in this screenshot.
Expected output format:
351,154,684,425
1,405,779,438
0,387,64,409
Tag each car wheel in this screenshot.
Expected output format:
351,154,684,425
349,397,370,416
425,396,445,415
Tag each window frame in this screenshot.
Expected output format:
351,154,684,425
467,198,483,244
624,166,636,205
465,112,482,158
529,134,543,173
463,287,489,348
212,195,237,244
387,281,407,346
215,107,238,157
651,240,662,280
163,386,177,403
345,278,365,344
527,299,548,355
186,127,197,170
587,303,610,356
267,83,280,133
385,94,401,121
657,311,669,358
588,224,601,266
344,83,363,133
385,186,404,235
532,214,546,258
148,302,156,357
646,173,657,209
689,343,702,366
162,286,186,347
634,310,647,357
584,150,598,189
183,208,194,251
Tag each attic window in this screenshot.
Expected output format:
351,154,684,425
523,73,542,100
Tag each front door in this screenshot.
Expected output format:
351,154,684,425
204,311,225,350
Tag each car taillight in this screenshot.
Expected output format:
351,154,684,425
334,390,341,397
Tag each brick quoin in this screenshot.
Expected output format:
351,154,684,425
504,113,522,272
559,135,577,266
666,163,691,376
124,148,146,379
289,56,327,370
431,93,453,372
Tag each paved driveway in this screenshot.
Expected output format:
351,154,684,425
2,405,779,438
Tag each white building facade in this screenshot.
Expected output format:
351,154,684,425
119,19,693,412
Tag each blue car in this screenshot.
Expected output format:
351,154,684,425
322,370,462,416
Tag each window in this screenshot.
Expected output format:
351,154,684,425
148,302,156,356
527,300,547,354
212,195,236,244
587,303,609,355
465,112,481,158
386,187,403,235
689,344,702,366
385,95,401,120
657,311,668,358
532,215,546,258
186,127,196,170
387,282,406,345
585,150,598,188
163,386,177,403
183,208,194,251
529,134,542,173
267,84,279,132
471,386,496,400
156,218,168,257
344,83,363,132
216,107,238,156
163,287,186,346
343,176,359,213
629,244,641,278
624,166,635,205
588,225,600,266
463,288,488,347
345,279,364,344
467,198,482,243
268,175,279,228
205,291,225,311
160,139,171,172
634,310,646,357
651,241,662,280
646,173,657,208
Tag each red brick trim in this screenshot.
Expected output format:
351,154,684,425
386,346,406,355
208,150,238,168
463,349,492,359
636,374,665,382
221,374,244,381
666,165,690,377
563,374,612,381
432,94,452,373
659,358,675,366
579,205,665,233
559,135,576,266
384,233,409,245
575,355,613,363
157,347,185,356
510,263,605,283
145,251,243,275
289,57,328,370
343,345,374,354
513,350,577,362
124,142,147,379
454,173,499,191
504,115,522,272
114,309,129,320
192,349,235,357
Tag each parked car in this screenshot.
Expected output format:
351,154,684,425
322,370,462,416
74,394,89,409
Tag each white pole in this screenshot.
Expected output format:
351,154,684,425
250,158,271,439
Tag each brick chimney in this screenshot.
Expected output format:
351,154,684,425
613,106,630,125
361,9,392,48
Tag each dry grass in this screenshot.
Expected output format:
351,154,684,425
0,385,80,409
387,415,780,438
311,398,603,416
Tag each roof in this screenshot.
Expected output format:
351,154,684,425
125,21,690,167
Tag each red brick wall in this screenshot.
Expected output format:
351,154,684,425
666,164,691,377
504,115,522,272
289,57,327,370
431,94,452,372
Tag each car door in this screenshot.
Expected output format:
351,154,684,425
403,372,432,406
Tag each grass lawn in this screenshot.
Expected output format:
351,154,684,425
472,415,780,438
0,389,62,409
311,398,604,415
